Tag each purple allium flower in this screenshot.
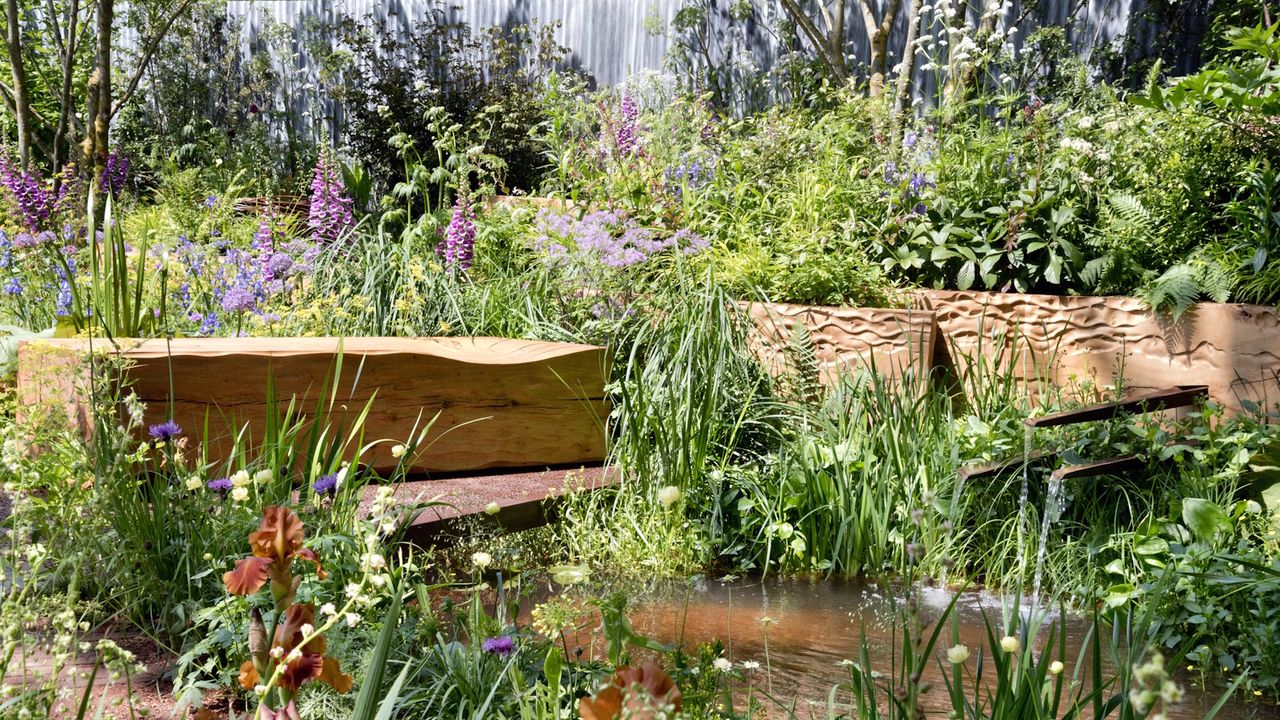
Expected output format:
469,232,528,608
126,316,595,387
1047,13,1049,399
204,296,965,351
482,635,515,658
148,420,183,441
438,192,475,272
99,151,129,195
615,94,639,156
208,477,233,492
221,286,257,313
312,473,338,495
308,154,355,243
266,252,294,279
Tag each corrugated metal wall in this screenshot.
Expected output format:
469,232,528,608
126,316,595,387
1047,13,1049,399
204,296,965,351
196,0,1203,138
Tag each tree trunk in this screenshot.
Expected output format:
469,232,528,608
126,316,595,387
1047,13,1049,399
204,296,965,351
944,0,1000,105
868,30,889,96
51,0,82,175
87,0,112,178
778,0,849,83
862,0,904,97
892,0,926,137
4,0,32,170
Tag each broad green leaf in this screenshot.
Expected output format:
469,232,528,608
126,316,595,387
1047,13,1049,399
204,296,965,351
1182,498,1232,541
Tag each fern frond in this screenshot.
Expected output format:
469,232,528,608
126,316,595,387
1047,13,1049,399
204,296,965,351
1139,263,1202,318
783,320,823,405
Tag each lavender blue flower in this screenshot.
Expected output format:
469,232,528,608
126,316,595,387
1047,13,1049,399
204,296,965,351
312,473,338,495
615,94,639,156
3,277,22,295
908,172,930,196
148,420,183,441
55,280,73,316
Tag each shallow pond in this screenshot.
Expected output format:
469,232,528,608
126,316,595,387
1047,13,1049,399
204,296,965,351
557,576,1277,720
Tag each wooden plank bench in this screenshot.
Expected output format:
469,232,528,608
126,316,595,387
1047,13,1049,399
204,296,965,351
17,336,619,544
16,337,610,474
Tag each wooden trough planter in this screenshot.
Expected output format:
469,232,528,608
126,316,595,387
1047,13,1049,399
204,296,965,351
16,337,610,475
914,290,1280,415
739,301,936,385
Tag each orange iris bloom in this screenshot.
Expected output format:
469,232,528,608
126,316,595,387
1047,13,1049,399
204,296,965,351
223,506,326,609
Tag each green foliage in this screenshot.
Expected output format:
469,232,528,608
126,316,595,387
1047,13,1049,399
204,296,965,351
1138,258,1236,319
327,7,564,198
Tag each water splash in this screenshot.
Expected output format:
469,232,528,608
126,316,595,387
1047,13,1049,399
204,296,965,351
1031,474,1066,609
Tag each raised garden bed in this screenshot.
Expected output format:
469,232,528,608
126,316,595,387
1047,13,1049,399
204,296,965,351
916,290,1280,415
740,301,936,385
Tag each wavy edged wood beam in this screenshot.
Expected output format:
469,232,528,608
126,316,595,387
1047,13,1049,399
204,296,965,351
16,337,610,474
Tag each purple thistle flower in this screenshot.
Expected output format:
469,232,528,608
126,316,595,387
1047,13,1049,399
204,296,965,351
438,192,476,272
312,473,338,495
482,635,515,658
148,420,183,441
308,154,355,243
207,477,233,492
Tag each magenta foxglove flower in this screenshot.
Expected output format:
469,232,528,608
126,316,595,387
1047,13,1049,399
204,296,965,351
615,94,639,155
0,154,53,230
438,192,476,272
308,154,355,243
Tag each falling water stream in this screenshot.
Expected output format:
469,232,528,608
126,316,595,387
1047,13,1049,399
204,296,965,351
1017,424,1036,597
1032,473,1067,608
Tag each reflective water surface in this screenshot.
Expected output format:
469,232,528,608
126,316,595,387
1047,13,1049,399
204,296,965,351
548,576,1278,720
